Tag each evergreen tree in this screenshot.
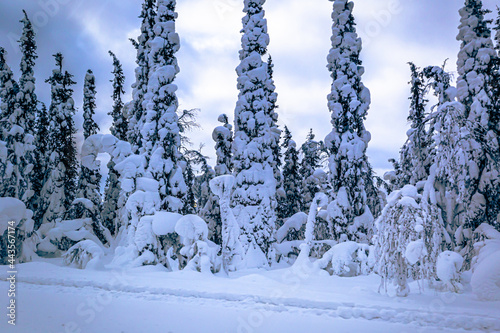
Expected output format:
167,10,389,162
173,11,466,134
40,53,78,227
213,114,233,176
72,70,107,244
32,103,49,228
102,51,128,236
140,0,186,213
128,0,156,152
266,55,282,204
398,63,431,187
108,51,128,141
0,47,21,198
454,0,498,242
324,0,373,242
201,114,233,245
18,11,38,205
232,0,277,266
277,126,302,223
299,129,322,212
0,32,36,203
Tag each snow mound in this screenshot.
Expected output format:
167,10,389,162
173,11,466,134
436,251,464,292
471,252,500,301
471,223,500,301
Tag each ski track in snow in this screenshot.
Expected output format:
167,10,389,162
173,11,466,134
2,276,499,332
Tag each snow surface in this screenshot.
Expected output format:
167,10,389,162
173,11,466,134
1,260,499,332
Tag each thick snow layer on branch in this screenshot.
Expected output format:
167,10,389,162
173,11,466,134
315,241,373,276
63,240,104,269
175,215,208,244
276,212,307,243
405,239,427,266
149,211,183,236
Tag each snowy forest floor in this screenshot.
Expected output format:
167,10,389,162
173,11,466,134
1,260,499,333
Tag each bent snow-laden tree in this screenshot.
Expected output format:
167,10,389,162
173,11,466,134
232,0,278,268
324,0,374,243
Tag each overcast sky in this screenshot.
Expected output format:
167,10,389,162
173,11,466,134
1,0,498,176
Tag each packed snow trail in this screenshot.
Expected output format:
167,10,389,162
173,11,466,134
0,281,483,333
1,262,499,332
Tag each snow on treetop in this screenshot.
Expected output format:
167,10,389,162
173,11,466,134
209,175,235,199
175,214,208,243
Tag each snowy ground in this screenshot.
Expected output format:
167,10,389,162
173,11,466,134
1,260,499,333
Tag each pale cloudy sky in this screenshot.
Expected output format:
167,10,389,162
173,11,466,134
0,0,498,176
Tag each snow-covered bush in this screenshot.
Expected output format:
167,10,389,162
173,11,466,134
63,239,104,269
293,193,328,269
471,224,500,301
39,218,104,254
315,241,374,277
0,197,37,263
149,211,183,270
436,251,464,293
175,214,220,273
375,184,444,296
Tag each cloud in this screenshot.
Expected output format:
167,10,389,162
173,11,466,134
1,0,498,175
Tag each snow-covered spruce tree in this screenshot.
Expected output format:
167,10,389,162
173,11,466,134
276,126,302,224
232,0,278,267
299,129,322,212
70,70,108,244
40,53,78,230
31,103,49,228
0,32,37,203
324,0,374,243
453,0,499,248
102,51,128,236
140,0,186,213
194,156,214,213
128,0,156,153
213,114,233,176
201,114,233,245
108,51,128,142
0,47,21,198
17,11,37,205
398,63,432,187
181,151,198,215
266,55,282,208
